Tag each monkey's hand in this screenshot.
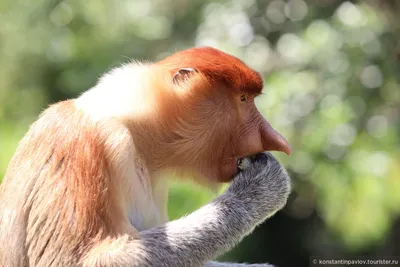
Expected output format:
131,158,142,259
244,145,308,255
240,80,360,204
228,152,291,223
202,154,290,267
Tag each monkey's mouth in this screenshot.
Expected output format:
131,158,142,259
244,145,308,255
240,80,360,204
236,153,268,173
224,157,247,177
220,154,262,182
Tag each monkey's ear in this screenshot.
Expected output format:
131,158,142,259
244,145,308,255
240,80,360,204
173,68,198,84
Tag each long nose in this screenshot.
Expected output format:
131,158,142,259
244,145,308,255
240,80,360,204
260,120,292,155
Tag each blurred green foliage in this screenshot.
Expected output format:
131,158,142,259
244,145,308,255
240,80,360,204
1,0,399,266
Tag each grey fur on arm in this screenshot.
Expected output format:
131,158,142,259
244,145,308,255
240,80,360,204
133,152,290,267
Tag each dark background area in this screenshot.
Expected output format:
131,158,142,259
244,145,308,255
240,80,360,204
1,0,399,266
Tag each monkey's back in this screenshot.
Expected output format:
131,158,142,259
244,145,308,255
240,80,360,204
0,100,118,267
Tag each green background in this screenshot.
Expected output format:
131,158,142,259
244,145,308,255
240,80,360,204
1,0,399,266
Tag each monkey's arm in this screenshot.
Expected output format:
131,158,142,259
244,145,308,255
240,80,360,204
206,261,274,267
83,153,289,267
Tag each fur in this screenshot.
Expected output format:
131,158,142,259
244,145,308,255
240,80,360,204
0,47,291,267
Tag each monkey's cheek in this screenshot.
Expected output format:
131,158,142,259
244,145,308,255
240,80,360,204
219,159,238,183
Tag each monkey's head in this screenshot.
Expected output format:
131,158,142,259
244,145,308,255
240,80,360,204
154,47,291,183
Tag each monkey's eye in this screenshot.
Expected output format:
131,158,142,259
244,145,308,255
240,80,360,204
240,94,248,102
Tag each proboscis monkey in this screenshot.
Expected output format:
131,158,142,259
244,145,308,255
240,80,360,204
0,47,292,267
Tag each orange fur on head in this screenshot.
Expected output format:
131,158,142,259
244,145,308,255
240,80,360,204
158,47,264,95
